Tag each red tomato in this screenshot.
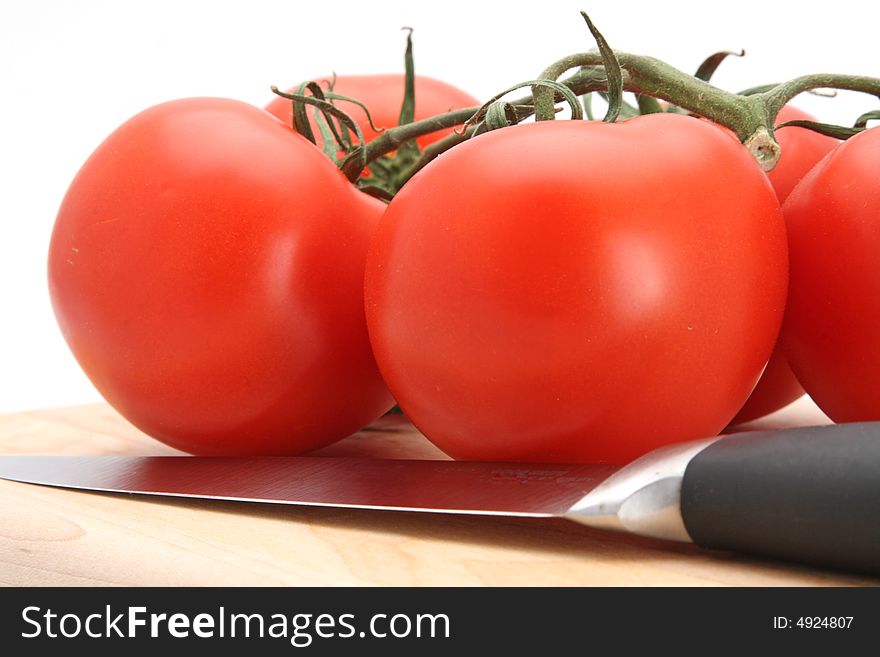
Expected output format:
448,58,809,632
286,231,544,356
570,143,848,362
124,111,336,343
49,98,393,455
781,126,880,422
365,113,788,464
768,106,841,203
729,349,804,424
265,74,479,150
729,105,838,424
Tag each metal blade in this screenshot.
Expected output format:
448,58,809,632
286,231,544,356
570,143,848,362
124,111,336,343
0,455,617,517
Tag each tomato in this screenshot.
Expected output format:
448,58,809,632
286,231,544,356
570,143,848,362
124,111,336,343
767,106,841,203
265,74,479,150
780,125,880,422
728,349,804,424
49,98,393,455
729,105,839,424
365,113,788,464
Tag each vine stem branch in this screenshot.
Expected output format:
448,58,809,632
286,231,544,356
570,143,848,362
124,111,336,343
759,74,880,120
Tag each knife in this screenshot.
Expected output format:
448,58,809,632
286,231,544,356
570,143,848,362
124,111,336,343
1,422,878,576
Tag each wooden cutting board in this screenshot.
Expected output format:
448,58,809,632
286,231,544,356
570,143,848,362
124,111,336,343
0,399,875,586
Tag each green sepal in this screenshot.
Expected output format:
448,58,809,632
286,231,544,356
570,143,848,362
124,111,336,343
398,27,416,127
291,81,322,144
636,95,663,114
580,11,622,122
311,107,342,160
356,181,395,202
273,82,361,160
598,92,639,119
271,86,368,172
582,93,595,120
854,109,880,128
394,27,421,164
694,50,744,83
775,119,861,140
323,91,386,137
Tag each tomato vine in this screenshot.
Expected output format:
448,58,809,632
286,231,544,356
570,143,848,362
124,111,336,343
274,11,880,195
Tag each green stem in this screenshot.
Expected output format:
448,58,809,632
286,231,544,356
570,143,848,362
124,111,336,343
342,68,615,181
341,58,880,181
537,52,765,134
340,107,476,181
760,74,880,121
398,127,475,185
534,52,779,169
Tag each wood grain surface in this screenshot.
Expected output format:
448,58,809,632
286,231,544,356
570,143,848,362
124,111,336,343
0,399,876,586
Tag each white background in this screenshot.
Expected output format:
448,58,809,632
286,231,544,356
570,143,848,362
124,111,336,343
1,0,877,412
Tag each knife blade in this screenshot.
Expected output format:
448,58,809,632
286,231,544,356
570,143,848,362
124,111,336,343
1,423,878,576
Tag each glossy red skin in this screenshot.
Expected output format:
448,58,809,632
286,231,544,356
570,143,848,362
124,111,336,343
729,350,804,424
781,126,880,422
729,105,839,424
365,113,788,464
49,98,393,455
265,74,479,150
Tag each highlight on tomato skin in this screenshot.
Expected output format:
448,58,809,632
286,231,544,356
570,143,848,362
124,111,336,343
780,125,880,423
365,113,788,464
265,74,479,150
728,105,839,425
48,97,394,455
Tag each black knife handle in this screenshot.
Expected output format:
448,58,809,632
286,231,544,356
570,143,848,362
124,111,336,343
680,422,880,576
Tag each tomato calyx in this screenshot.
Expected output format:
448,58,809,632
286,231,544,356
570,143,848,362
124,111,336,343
271,28,436,199
694,49,746,83
295,81,386,157
270,80,419,200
